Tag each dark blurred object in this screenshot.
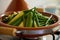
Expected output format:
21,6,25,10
0,39,2,40
55,31,60,35
50,30,60,40
55,31,60,40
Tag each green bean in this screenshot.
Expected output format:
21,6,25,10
25,12,33,27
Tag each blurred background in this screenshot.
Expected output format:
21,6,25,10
0,0,59,12
0,0,60,13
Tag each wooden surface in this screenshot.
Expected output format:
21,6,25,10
0,27,17,36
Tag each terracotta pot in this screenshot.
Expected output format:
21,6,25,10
5,0,28,12
0,9,60,38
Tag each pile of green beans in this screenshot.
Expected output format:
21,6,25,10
2,7,55,27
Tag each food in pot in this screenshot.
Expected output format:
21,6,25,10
1,7,56,27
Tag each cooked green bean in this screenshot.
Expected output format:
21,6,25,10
2,7,55,27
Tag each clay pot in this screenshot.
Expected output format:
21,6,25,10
5,0,28,12
0,9,60,38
